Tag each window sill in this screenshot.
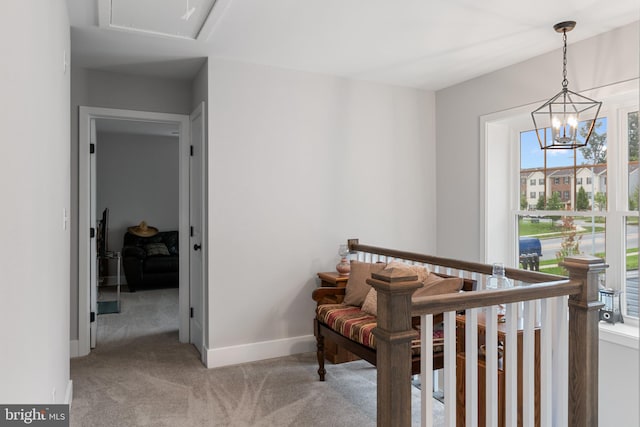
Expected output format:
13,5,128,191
599,322,639,350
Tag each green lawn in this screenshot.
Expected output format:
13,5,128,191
519,218,605,238
538,249,638,275
519,220,557,236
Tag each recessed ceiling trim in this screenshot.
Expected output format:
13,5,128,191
97,0,218,41
197,0,232,41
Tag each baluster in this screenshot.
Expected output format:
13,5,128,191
465,308,479,427
484,305,498,427
444,310,456,426
421,314,434,427
540,298,553,427
505,302,518,426
553,295,569,427
523,299,536,427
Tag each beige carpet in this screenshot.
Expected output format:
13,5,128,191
71,288,444,426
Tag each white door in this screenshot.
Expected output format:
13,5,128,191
89,118,98,348
189,102,206,357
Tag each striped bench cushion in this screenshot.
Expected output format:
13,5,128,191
316,304,444,354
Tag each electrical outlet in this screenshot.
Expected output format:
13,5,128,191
63,208,68,230
52,387,56,403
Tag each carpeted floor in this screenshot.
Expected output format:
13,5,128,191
71,288,444,426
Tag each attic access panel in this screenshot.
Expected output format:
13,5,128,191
101,0,217,40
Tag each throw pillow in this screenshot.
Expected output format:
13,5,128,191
145,243,170,256
413,273,463,299
361,288,378,316
343,261,386,307
385,261,430,283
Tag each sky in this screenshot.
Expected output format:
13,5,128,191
520,118,607,169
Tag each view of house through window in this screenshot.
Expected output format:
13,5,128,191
518,110,639,318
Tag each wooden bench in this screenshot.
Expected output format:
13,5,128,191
312,270,475,381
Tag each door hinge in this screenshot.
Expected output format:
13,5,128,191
90,143,95,154
190,307,194,318
90,312,96,322
190,226,194,237
90,227,95,238
190,145,194,156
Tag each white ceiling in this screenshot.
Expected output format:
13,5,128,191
67,0,640,90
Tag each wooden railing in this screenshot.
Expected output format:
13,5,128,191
348,239,606,427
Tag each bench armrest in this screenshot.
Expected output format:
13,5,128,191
312,287,346,305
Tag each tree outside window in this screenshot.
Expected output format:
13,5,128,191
577,187,590,210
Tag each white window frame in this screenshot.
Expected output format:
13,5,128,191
480,79,639,323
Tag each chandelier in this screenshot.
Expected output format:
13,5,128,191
531,21,602,150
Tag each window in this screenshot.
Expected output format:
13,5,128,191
483,82,637,321
530,192,536,199
539,191,544,198
517,106,640,320
530,179,536,185
539,178,544,185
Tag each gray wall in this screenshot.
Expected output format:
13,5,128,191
96,132,179,255
70,69,193,340
204,58,437,365
0,1,70,403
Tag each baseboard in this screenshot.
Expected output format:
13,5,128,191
64,380,73,406
204,335,316,368
69,340,79,358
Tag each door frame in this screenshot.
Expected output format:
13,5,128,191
189,102,206,360
78,106,191,356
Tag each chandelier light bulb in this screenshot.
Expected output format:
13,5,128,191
552,114,578,144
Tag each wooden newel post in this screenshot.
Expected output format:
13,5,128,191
368,268,422,427
561,255,607,427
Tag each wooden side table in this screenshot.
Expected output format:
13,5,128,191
316,271,359,364
455,313,540,427
317,271,349,287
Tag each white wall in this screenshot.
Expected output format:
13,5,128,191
599,331,639,426
70,69,192,341
96,132,179,253
205,59,436,366
436,21,639,424
0,0,70,403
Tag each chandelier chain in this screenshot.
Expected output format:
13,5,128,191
562,29,568,88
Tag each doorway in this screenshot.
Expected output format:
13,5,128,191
78,106,205,359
